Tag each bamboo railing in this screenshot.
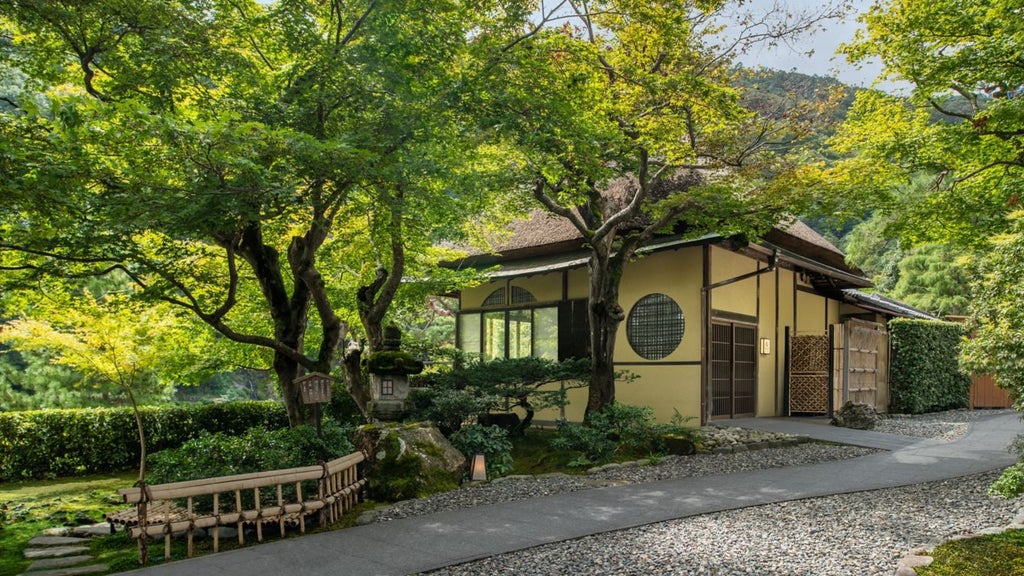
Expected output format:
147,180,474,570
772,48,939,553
106,451,366,562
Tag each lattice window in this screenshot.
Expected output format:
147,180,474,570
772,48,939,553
627,293,685,360
482,288,506,307
510,286,536,305
482,286,537,307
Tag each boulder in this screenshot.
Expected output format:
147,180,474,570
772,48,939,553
831,401,880,430
355,422,466,502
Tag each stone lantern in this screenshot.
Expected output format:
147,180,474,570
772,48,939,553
366,326,424,421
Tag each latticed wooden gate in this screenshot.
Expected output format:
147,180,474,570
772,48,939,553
711,322,757,419
834,319,888,413
789,334,830,414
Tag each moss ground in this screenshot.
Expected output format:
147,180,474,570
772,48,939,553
0,473,135,576
916,529,1024,576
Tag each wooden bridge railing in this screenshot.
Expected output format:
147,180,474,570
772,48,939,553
106,451,366,563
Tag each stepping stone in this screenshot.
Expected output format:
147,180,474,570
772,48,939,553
28,536,90,547
26,555,94,571
23,546,90,559
16,564,108,576
71,524,115,537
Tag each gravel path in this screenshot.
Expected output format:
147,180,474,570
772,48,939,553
427,471,1018,576
377,410,1022,576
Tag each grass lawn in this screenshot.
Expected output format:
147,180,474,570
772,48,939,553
0,472,137,576
916,530,1024,576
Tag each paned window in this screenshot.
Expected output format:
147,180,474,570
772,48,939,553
627,293,685,360
459,289,588,361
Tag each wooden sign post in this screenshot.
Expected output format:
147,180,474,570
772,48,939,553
295,372,333,438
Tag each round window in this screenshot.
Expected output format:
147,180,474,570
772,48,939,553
627,293,685,360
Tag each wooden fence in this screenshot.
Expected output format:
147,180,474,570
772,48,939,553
970,374,1012,409
107,451,366,563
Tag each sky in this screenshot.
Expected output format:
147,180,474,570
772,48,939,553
731,0,886,88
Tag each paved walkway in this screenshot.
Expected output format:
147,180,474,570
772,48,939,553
120,412,1023,576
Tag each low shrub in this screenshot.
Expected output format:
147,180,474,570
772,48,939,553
0,401,288,481
553,403,698,467
448,424,513,478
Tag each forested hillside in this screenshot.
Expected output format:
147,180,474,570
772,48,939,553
737,67,972,318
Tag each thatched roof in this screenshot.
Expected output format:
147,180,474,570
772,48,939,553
455,206,869,289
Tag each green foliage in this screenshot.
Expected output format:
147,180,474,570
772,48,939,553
448,424,513,479
552,403,697,467
364,351,425,376
0,0,520,426
823,0,1024,247
476,1,842,415
962,216,1024,411
989,462,1024,499
148,425,353,484
147,425,354,512
889,319,970,414
409,356,590,436
408,385,497,438
0,401,287,481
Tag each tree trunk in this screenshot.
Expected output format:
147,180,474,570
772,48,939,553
342,345,371,420
585,246,625,418
273,350,307,426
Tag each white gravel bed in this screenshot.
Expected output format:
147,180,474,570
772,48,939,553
873,409,988,442
372,443,874,523
425,471,1022,576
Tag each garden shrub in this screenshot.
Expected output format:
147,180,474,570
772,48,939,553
409,356,589,436
990,436,1024,498
148,424,354,483
0,401,288,481
448,424,513,478
147,425,354,512
889,319,971,414
553,403,698,467
407,386,497,437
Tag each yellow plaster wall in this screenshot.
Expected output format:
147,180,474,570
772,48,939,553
510,275,563,304
827,297,841,326
532,382,589,424
796,289,827,334
709,246,758,318
615,365,703,422
459,281,496,310
566,267,590,300
757,270,778,416
534,365,704,424
616,247,703,363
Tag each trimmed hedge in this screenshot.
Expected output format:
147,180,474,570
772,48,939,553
889,319,971,414
0,401,288,482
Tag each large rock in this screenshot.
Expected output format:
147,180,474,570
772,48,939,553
355,422,465,502
831,401,880,430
